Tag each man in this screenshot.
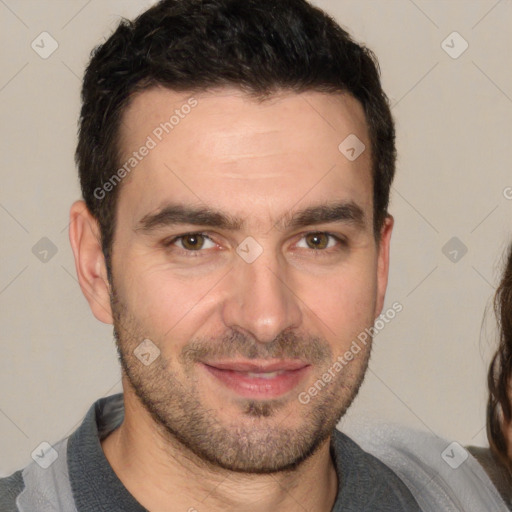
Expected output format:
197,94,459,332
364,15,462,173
0,0,421,510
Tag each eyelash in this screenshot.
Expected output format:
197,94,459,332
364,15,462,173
162,232,347,258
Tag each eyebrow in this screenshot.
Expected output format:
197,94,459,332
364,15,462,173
135,201,366,234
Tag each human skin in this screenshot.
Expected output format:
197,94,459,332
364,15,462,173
69,87,393,512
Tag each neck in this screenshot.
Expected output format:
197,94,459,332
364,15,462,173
101,389,339,512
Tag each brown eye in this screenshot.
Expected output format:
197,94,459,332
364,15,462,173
163,232,217,256
180,234,206,250
304,232,330,250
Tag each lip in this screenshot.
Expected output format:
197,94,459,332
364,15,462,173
201,359,311,399
203,359,309,372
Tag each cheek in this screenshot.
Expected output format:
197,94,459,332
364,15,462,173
303,270,377,344
115,241,379,350
118,256,222,337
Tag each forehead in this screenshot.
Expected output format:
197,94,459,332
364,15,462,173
115,86,372,229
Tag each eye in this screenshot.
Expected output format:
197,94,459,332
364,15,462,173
166,233,216,252
295,232,346,253
163,231,346,258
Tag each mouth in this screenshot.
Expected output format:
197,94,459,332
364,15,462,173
201,359,311,399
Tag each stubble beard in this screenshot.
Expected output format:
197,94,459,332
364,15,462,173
109,284,371,474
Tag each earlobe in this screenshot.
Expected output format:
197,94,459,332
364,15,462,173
68,200,113,324
375,214,394,318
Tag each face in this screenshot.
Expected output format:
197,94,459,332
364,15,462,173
102,87,391,473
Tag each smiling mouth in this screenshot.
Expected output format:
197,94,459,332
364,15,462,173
201,359,311,399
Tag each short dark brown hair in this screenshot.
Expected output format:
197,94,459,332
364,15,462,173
76,0,396,276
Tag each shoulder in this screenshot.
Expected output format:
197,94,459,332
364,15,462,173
0,470,24,511
0,395,121,512
346,421,511,512
467,445,512,509
333,427,405,478
0,437,77,512
331,429,422,511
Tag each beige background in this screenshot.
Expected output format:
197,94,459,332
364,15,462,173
1,0,511,476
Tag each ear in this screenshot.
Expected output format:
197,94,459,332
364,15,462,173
374,214,394,318
68,200,113,324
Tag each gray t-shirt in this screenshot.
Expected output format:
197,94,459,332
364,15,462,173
0,393,421,511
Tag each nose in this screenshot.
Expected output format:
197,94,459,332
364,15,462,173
221,249,302,344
